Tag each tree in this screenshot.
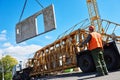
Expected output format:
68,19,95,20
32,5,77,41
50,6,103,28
0,55,18,80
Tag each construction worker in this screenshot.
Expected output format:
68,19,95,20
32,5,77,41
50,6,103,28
80,25,108,77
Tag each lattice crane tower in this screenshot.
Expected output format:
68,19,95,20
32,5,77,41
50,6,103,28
87,0,102,33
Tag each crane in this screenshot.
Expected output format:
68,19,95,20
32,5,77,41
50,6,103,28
86,0,102,32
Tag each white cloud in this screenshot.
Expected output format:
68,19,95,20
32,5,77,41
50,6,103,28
0,30,7,41
0,43,42,62
5,45,41,55
3,42,13,47
1,30,7,34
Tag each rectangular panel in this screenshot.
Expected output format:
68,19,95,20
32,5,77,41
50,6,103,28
16,16,38,43
43,4,56,32
16,4,56,43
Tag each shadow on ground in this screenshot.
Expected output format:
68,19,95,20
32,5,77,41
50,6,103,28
37,69,119,80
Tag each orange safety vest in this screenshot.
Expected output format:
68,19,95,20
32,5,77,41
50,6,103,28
88,32,103,50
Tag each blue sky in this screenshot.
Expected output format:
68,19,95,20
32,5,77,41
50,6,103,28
0,0,120,63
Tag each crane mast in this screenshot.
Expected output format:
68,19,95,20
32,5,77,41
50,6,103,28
86,0,102,32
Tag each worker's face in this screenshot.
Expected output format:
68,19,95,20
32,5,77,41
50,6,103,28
89,30,94,33
89,30,92,33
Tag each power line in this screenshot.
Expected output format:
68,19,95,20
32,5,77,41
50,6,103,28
19,0,28,22
35,0,44,8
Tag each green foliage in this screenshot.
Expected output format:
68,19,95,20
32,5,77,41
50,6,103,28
0,55,18,80
5,72,12,80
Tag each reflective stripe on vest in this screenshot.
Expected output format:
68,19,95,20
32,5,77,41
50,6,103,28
88,32,103,50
